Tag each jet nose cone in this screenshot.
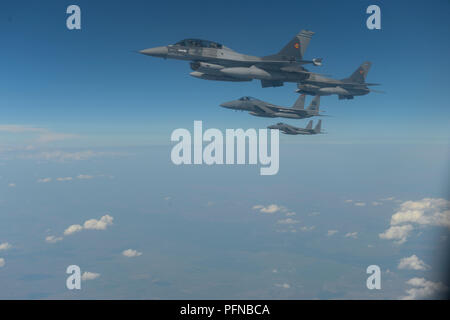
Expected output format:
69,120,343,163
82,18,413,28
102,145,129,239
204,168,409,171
139,46,168,57
220,101,233,108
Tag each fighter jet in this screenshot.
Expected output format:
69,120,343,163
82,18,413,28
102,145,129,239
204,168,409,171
220,94,323,120
296,62,382,99
268,120,323,135
139,30,322,88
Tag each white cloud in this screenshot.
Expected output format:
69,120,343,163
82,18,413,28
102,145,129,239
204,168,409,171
37,177,52,183
401,278,447,300
327,230,338,237
380,198,450,244
372,201,382,206
300,226,315,232
0,258,5,267
81,272,100,281
344,200,353,203
163,196,171,201
77,174,93,180
275,283,290,289
56,177,72,182
390,198,450,228
21,150,122,162
83,215,113,230
0,125,46,134
122,249,143,258
379,224,413,244
0,125,78,143
277,218,299,225
36,133,78,143
345,232,358,239
354,202,366,207
8,183,16,188
0,242,12,251
62,214,114,238
45,235,63,243
253,204,285,214
381,197,395,201
285,212,296,217
398,255,430,271
64,224,83,236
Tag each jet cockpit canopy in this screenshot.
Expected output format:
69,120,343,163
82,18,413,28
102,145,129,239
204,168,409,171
174,39,223,49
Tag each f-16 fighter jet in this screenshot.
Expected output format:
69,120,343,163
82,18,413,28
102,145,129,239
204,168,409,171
297,62,382,99
139,30,322,88
220,94,322,120
268,120,323,135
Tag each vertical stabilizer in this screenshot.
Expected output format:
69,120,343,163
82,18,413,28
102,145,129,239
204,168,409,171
292,94,306,109
314,119,322,133
268,30,315,61
342,62,372,83
306,95,320,112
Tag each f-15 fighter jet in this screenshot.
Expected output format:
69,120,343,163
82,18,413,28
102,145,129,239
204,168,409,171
220,95,322,120
268,120,323,135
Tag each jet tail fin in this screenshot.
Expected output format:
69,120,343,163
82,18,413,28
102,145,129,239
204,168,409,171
292,94,306,109
314,120,322,133
266,30,315,61
342,61,372,84
305,120,313,130
306,95,320,112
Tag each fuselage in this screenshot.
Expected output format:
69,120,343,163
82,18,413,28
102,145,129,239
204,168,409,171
297,73,370,99
220,97,317,120
267,123,315,135
140,39,312,85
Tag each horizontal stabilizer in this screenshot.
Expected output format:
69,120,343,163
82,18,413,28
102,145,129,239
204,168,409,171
368,89,386,94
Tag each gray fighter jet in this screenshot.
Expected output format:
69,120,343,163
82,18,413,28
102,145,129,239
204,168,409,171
296,62,382,99
220,94,322,119
268,120,323,135
139,30,322,88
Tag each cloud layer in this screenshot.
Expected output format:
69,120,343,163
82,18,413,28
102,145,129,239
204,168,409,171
398,255,430,271
122,249,143,258
81,272,100,281
380,198,449,244
401,278,447,300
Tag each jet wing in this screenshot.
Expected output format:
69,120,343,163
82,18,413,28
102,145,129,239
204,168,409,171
254,103,307,116
280,65,311,73
339,82,381,87
283,126,300,135
252,104,278,115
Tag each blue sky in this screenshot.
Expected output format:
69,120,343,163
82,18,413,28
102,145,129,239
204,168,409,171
1,0,449,145
0,0,449,299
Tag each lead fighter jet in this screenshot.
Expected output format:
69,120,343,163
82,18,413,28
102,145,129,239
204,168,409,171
139,30,322,88
268,120,323,135
220,94,323,120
